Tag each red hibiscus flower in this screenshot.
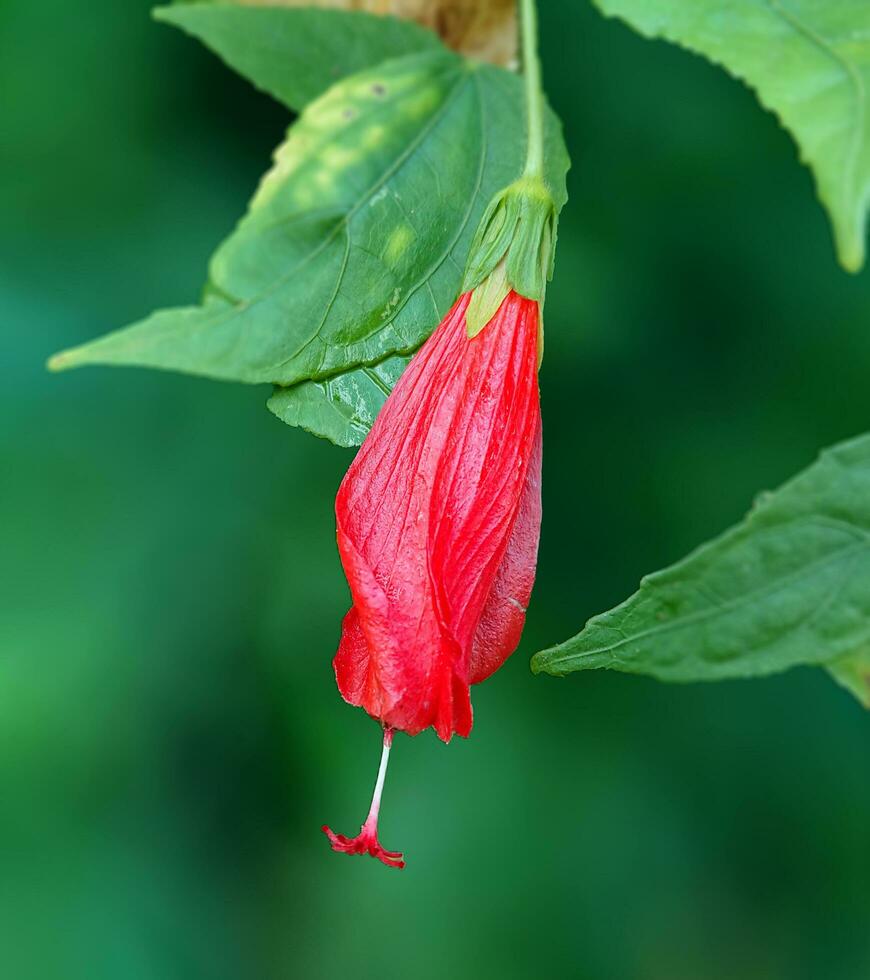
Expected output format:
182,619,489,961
323,287,543,867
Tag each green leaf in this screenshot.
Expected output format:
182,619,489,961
153,4,441,112
828,648,870,708
593,0,870,272
266,353,411,448
49,29,569,446
531,433,870,708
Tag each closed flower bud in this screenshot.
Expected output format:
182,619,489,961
323,287,542,867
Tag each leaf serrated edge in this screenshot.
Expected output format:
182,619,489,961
531,431,870,677
591,0,866,272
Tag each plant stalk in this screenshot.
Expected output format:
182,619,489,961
519,0,545,180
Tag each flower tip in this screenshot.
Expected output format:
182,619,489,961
322,823,405,869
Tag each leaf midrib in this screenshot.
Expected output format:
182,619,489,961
254,56,474,370
160,54,473,375
276,64,488,381
550,514,870,664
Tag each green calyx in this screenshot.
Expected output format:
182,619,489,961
462,175,557,338
464,176,557,297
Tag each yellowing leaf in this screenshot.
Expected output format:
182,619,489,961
828,648,870,708
49,17,570,446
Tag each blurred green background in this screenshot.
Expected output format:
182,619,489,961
3,2,869,978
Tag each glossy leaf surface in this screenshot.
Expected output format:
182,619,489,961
50,11,568,445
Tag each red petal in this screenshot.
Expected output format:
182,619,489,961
469,416,542,685
334,291,542,741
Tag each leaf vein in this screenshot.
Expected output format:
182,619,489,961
575,523,868,660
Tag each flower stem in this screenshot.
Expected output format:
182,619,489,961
519,0,545,180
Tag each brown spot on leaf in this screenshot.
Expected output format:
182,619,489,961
233,0,517,65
